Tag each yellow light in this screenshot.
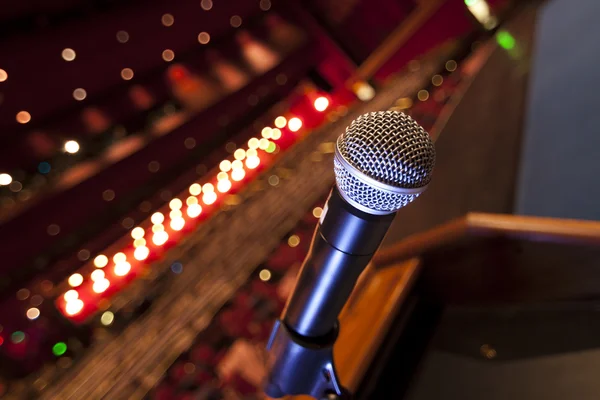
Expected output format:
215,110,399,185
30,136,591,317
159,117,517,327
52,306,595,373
131,227,145,240
217,172,228,181
271,128,282,140
121,68,134,80
0,69,7,82
288,117,302,132
198,32,210,44
68,273,84,287
394,97,413,110
114,261,131,277
94,255,108,268
65,299,84,315
417,90,429,101
258,139,270,150
231,168,245,181
261,127,272,139
186,196,198,206
113,252,126,264
64,290,79,302
246,149,257,158
259,269,272,282
353,81,375,101
61,48,76,61
187,203,202,218
202,183,214,193
288,235,300,247
26,307,40,320
245,156,260,169
134,245,150,261
92,279,110,293
314,97,329,112
446,60,457,72
189,183,201,196
169,209,182,219
101,311,114,326
162,49,175,62
16,111,31,124
0,173,12,186
231,160,243,170
169,198,183,210
202,191,217,205
91,269,105,281
151,212,164,225
432,74,443,86
219,160,232,172
152,230,169,246
248,138,260,149
217,179,232,193
170,217,185,231
73,88,87,101
133,238,146,247
152,224,164,233
313,207,323,218
234,149,246,160
274,116,287,128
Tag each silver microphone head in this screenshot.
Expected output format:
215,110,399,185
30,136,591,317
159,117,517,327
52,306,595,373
334,111,435,215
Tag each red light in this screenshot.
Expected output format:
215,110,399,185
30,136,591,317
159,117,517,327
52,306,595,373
0,336,4,346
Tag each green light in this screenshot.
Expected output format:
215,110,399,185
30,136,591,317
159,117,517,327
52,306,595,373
266,142,277,153
52,342,67,356
464,0,479,6
11,331,25,344
496,30,516,50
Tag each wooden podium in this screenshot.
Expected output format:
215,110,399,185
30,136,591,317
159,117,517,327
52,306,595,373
290,213,600,399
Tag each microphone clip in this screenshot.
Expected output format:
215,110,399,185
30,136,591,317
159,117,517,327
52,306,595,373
264,319,346,399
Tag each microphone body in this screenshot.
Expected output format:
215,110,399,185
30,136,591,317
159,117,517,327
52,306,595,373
283,186,394,338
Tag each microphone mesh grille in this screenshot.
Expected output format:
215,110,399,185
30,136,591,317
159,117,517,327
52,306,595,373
335,111,435,214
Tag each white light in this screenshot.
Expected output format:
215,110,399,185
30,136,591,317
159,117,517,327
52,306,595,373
288,117,303,132
169,209,182,219
217,179,232,193
169,198,183,210
202,191,217,205
234,149,246,160
245,156,260,169
26,307,40,320
248,138,260,149
202,183,214,193
258,138,270,149
114,261,131,277
151,212,164,225
131,227,145,240
101,311,114,326
189,183,202,196
217,172,228,181
64,290,79,302
271,128,282,140
314,96,329,112
354,82,376,101
92,278,110,293
91,269,105,281
261,127,272,139
170,217,185,231
219,160,232,172
94,254,108,268
0,173,12,186
68,273,84,287
65,299,84,315
187,203,202,218
152,230,169,246
134,245,150,261
231,160,243,170
64,140,80,154
231,168,245,181
246,149,258,158
274,116,287,128
113,252,126,264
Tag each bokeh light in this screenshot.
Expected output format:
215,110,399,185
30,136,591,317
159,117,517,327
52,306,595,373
131,227,145,240
113,252,126,264
65,299,84,315
170,217,185,231
26,308,40,320
94,255,108,268
64,140,80,154
114,261,131,277
0,173,12,186
187,203,202,218
259,269,272,281
134,245,150,261
231,169,245,182
219,160,232,172
169,198,183,210
68,274,83,288
92,279,110,293
314,97,330,112
288,117,302,132
274,116,287,128
271,128,282,140
217,179,232,193
64,290,79,302
202,191,217,205
91,269,105,281
189,183,202,196
152,231,169,246
151,212,164,225
101,311,114,326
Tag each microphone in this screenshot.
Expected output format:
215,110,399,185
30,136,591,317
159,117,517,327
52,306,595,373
265,111,435,398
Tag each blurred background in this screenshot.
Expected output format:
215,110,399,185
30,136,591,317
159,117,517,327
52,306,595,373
1,0,598,398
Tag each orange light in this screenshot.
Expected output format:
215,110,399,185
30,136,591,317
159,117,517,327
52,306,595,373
92,279,110,293
169,198,183,210
65,299,84,315
152,231,169,246
0,69,7,82
64,290,79,302
288,117,302,132
134,245,150,261
271,129,282,140
231,169,245,181
131,227,145,240
68,274,83,288
245,156,260,169
189,183,201,196
151,212,164,225
314,96,329,112
16,111,31,124
134,238,146,248
121,68,134,80
274,116,287,128
114,261,131,277
202,191,217,205
170,217,185,231
217,179,232,193
219,160,232,172
187,204,202,218
113,252,126,264
162,49,175,62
